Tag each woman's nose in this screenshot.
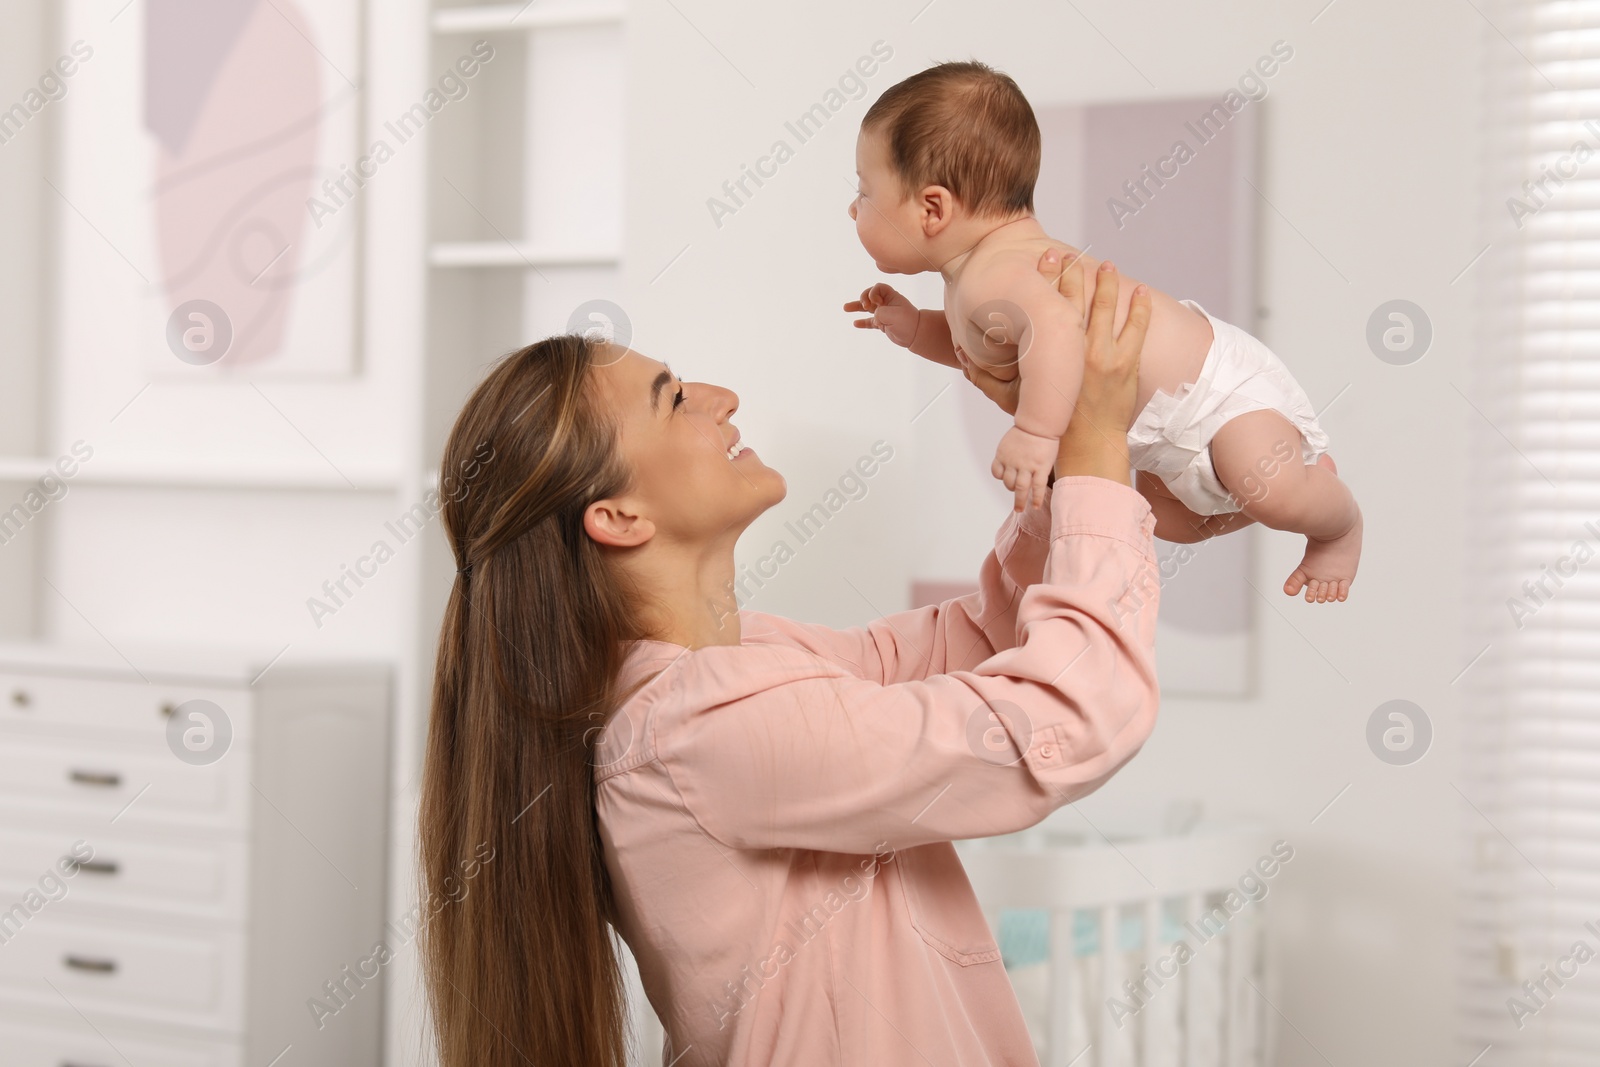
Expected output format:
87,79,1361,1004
847,199,857,221
695,382,737,418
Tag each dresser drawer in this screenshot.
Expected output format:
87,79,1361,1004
0,644,390,1067
0,1012,242,1067
0,671,252,749
0,736,250,831
0,914,245,1032
0,825,248,923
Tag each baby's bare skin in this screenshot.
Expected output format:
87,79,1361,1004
939,217,1214,422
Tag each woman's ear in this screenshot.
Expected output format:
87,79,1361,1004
918,185,958,238
584,497,655,548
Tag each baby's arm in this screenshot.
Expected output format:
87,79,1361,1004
961,267,1088,511
906,309,960,368
1012,285,1085,442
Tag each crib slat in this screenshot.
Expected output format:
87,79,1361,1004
1099,904,1121,1067
1181,892,1212,1067
1239,909,1262,1067
1247,911,1271,1067
1160,920,1186,1067
1236,907,1268,1067
1139,902,1164,1067
1180,894,1195,1067
1224,905,1247,1067
1052,908,1082,1067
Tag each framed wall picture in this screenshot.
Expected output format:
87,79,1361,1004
73,0,368,378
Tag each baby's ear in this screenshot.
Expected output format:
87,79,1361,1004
919,185,958,236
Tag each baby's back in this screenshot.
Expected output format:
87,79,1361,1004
955,231,1216,420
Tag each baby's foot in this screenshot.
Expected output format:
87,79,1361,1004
1283,496,1362,603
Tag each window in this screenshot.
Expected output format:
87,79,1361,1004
1462,3,1600,1062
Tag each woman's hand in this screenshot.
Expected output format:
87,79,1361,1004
952,340,1020,415
1057,256,1150,484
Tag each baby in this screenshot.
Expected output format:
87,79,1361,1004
843,61,1361,603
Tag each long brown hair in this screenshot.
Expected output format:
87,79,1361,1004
418,333,652,1067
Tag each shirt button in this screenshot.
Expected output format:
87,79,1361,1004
1039,743,1055,759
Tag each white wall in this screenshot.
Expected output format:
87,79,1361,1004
623,1,1482,1064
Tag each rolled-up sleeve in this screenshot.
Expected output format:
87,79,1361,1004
657,475,1161,855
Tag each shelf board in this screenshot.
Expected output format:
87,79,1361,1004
429,241,620,268
432,2,625,34
0,455,401,493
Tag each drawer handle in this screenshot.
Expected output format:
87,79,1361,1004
10,687,29,709
63,954,117,974
61,1062,114,1067
68,770,121,788
64,857,118,876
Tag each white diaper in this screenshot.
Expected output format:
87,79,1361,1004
1126,300,1330,517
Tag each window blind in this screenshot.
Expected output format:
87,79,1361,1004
1462,3,1600,1063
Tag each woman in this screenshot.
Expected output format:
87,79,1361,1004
418,253,1159,1066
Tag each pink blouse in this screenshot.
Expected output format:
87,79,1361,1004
595,475,1161,1065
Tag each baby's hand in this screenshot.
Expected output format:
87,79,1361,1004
844,284,920,348
993,424,1059,512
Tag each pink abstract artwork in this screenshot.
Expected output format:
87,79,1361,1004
144,0,346,371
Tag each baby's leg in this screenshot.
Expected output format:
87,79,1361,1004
1208,409,1362,602
1136,470,1258,543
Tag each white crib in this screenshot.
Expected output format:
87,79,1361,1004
957,821,1281,1067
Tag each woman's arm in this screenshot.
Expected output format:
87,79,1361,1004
657,477,1160,855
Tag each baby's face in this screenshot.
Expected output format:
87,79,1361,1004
848,128,930,275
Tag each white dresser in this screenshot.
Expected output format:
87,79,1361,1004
0,642,391,1067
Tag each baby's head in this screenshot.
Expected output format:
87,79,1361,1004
849,60,1040,274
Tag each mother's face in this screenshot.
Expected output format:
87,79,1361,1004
583,344,786,551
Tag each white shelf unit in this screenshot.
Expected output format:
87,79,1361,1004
415,2,649,1063
422,0,625,410
431,2,627,34
0,456,402,494
428,240,621,268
